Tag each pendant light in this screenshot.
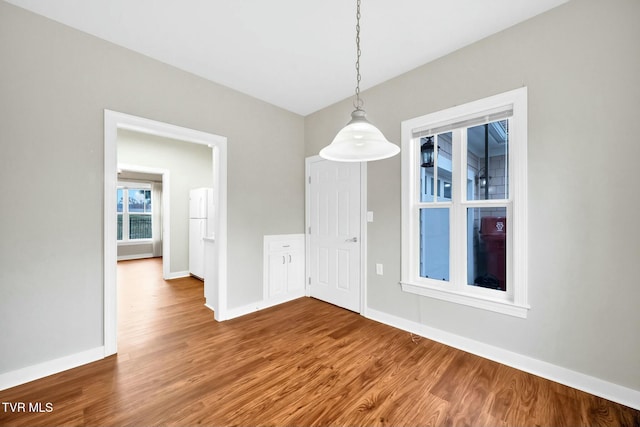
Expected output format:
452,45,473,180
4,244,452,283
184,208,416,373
319,0,399,162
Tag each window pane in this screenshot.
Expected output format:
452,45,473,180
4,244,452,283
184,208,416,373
467,207,507,291
128,189,152,213
437,132,452,201
129,214,152,239
420,132,452,202
117,188,124,213
420,208,450,281
117,214,123,240
467,120,509,201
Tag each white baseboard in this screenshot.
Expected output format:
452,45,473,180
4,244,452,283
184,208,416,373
0,346,105,392
224,303,260,320
164,270,190,280
117,253,154,261
365,308,640,410
224,291,306,321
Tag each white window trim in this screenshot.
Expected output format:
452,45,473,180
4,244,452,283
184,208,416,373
401,87,529,318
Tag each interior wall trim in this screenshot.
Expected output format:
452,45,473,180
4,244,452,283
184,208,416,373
365,308,640,411
164,271,191,280
0,347,104,392
117,253,155,261
220,294,307,322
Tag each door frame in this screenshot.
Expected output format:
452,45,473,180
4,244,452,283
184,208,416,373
104,110,228,356
304,156,368,315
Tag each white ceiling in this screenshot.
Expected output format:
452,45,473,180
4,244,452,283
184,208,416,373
6,0,568,116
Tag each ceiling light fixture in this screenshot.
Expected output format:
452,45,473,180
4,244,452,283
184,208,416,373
319,0,399,162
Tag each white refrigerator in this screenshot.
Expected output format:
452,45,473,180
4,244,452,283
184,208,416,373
189,188,213,279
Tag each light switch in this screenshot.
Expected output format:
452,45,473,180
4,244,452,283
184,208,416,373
376,263,383,275
367,211,374,222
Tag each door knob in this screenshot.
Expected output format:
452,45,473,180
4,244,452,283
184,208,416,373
345,237,358,243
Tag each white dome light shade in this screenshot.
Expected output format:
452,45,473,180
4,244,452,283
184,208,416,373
319,109,400,162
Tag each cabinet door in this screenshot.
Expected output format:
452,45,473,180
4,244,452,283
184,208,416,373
286,251,303,292
267,252,286,297
263,234,305,301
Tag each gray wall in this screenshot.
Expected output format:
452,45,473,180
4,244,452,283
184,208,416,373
306,0,640,391
118,129,213,273
0,1,304,374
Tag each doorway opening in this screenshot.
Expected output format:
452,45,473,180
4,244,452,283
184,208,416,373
104,110,228,356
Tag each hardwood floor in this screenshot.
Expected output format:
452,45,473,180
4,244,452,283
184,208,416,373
1,258,638,426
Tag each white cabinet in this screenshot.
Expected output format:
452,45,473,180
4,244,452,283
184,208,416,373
263,234,305,302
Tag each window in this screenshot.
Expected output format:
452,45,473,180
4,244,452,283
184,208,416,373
117,182,152,242
401,88,529,318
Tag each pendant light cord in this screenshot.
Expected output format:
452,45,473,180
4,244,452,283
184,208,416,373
354,0,363,110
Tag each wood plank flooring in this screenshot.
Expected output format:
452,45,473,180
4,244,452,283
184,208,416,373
1,258,638,426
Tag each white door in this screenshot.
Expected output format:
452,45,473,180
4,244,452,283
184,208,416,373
308,159,362,312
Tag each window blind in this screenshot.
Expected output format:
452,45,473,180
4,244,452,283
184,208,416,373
117,181,152,189
412,106,513,139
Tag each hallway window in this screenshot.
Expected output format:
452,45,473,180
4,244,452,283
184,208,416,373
400,88,529,318
117,183,152,241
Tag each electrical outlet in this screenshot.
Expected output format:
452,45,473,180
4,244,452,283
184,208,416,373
376,263,383,275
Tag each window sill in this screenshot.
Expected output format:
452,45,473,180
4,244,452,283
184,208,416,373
400,281,529,318
117,239,153,246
